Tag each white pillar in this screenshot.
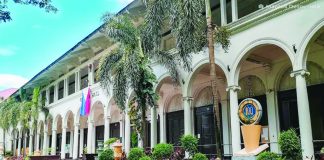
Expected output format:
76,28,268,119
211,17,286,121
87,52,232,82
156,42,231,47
75,70,80,92
51,130,57,155
61,127,67,159
17,132,22,156
266,91,279,153
92,126,96,153
29,129,33,156
150,106,157,148
87,121,94,154
125,111,131,154
120,119,124,146
138,133,143,148
183,97,193,135
79,128,84,157
42,130,48,155
64,78,68,97
54,83,59,102
104,116,111,144
69,131,73,157
88,62,94,85
227,85,241,154
73,124,79,159
220,0,227,25
23,133,27,156
36,132,40,151
46,88,50,106
231,0,238,21
159,111,167,143
291,70,314,159
221,100,230,155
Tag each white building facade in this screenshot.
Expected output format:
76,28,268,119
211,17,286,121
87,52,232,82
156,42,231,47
2,0,324,159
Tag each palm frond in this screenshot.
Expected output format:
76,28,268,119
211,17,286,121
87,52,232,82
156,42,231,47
151,51,180,84
112,61,128,110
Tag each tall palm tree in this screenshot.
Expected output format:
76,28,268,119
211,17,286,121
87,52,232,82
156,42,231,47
144,0,230,158
98,13,184,147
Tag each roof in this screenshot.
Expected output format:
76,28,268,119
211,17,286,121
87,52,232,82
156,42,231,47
0,88,17,100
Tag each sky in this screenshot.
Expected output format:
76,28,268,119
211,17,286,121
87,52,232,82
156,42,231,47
0,0,133,91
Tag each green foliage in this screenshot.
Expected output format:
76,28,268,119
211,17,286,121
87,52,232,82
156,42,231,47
257,151,283,160
104,137,118,146
321,147,324,153
1,0,57,22
152,143,174,160
99,149,114,160
278,129,302,160
214,26,231,52
193,153,208,160
128,147,145,160
139,156,152,160
180,135,198,157
5,150,13,156
131,131,138,148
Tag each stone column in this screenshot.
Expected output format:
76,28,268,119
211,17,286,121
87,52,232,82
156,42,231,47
29,129,34,156
75,70,80,92
160,111,167,143
36,132,40,151
61,127,67,159
79,128,84,157
46,88,50,106
69,131,73,157
17,131,22,156
73,124,79,159
125,111,131,154
266,91,279,153
54,83,59,102
23,133,27,156
51,130,57,155
42,130,48,155
226,85,241,153
221,100,230,155
87,120,94,154
92,126,96,153
183,97,193,135
220,0,227,25
290,70,314,159
231,0,238,21
120,119,124,146
64,78,68,97
150,106,157,148
88,62,94,85
104,116,111,144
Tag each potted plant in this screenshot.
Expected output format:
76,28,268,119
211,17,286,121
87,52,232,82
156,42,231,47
320,147,324,160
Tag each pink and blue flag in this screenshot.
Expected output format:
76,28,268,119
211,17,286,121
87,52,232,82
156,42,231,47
80,92,86,116
85,88,91,116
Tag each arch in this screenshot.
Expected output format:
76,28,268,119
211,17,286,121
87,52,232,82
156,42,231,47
165,94,183,113
63,110,74,129
186,58,228,97
53,114,63,131
108,98,122,123
154,73,173,92
298,18,324,69
238,75,266,98
37,120,45,133
231,38,295,85
89,100,104,123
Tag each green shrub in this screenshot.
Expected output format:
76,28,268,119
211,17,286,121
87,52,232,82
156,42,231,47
278,129,302,160
99,149,114,160
5,151,13,156
193,153,208,160
139,156,152,160
131,132,138,148
128,147,145,160
104,137,118,146
180,134,198,157
152,143,174,160
257,151,283,160
320,147,324,154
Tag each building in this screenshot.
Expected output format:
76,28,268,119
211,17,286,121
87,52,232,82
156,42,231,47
2,0,324,159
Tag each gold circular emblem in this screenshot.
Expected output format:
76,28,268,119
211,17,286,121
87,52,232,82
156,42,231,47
238,98,262,125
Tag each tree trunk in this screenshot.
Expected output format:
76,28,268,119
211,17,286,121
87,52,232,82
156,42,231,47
141,108,147,149
205,0,222,158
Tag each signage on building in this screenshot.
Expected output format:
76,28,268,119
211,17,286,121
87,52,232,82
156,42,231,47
238,98,262,125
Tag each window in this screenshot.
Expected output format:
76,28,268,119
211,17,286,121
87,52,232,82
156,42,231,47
41,91,46,106
49,86,54,104
58,80,64,100
68,74,75,95
80,67,88,89
94,60,99,84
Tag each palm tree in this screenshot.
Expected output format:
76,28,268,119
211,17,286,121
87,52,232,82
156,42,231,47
144,0,230,158
98,13,184,147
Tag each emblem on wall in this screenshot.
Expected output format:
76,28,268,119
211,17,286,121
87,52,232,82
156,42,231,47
238,98,262,125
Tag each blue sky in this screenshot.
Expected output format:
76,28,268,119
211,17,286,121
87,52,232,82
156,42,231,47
0,0,133,91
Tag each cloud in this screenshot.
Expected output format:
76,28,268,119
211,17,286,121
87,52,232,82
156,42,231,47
0,46,19,56
0,74,28,89
116,0,133,6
